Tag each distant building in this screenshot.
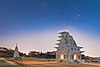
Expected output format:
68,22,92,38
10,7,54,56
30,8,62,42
55,31,84,63
0,47,8,51
46,51,56,55
29,51,40,56
14,44,20,59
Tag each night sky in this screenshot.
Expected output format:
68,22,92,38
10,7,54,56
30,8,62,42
0,0,100,56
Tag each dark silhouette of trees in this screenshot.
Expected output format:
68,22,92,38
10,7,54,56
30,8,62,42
28,51,56,59
81,54,85,59
0,47,25,58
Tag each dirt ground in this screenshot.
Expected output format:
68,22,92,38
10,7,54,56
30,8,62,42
15,61,100,67
29,63,100,67
1,57,100,67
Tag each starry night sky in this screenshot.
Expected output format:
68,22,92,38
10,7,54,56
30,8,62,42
0,0,100,37
0,0,100,56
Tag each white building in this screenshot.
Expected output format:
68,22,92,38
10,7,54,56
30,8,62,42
14,44,20,59
55,31,84,63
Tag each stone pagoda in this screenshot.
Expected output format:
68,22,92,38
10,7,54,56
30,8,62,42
14,44,20,59
55,31,84,63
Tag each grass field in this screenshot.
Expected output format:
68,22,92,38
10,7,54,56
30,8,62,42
0,58,25,67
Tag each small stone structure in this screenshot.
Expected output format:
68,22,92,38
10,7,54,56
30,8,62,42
13,44,20,59
55,31,84,63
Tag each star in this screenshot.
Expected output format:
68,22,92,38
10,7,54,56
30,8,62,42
77,14,80,17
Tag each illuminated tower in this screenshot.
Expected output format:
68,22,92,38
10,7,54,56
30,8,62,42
55,31,84,63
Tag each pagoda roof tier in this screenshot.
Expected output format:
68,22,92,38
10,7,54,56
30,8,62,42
59,31,69,34
54,47,61,50
56,43,60,45
77,46,83,49
54,47,59,49
58,36,63,38
80,51,85,53
57,40,61,41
